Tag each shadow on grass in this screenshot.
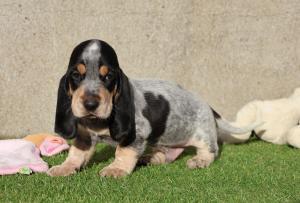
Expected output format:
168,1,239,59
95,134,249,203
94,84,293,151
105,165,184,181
86,145,115,168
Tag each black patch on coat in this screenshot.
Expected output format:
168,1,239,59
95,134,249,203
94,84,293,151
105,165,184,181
74,131,92,151
142,92,170,145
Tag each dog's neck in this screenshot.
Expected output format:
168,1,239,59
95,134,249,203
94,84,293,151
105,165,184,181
78,118,109,131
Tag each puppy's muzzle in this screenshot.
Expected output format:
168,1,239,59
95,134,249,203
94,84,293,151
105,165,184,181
83,94,100,112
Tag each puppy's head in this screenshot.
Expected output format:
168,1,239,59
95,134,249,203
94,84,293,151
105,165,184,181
67,40,120,119
55,40,123,138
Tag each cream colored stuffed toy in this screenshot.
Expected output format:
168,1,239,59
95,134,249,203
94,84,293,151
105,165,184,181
220,88,300,148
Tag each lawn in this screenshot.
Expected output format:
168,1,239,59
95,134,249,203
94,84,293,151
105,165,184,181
0,140,299,202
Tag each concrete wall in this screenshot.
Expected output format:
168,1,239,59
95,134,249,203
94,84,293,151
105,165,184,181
1,0,300,138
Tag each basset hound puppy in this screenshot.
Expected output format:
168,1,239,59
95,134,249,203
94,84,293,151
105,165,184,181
47,39,260,178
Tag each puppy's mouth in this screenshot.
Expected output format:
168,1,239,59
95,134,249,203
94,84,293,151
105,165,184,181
82,112,100,119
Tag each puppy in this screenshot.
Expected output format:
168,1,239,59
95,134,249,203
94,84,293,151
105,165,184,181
47,39,260,178
222,88,300,148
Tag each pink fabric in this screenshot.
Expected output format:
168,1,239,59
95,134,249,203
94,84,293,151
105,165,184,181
0,139,48,175
39,137,69,157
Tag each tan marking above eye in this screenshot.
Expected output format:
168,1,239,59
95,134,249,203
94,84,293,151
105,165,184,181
99,65,109,77
77,64,86,75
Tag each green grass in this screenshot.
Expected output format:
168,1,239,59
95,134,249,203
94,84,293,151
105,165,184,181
0,140,299,202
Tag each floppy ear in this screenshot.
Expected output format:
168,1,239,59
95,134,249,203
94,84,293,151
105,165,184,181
54,74,77,139
109,69,136,146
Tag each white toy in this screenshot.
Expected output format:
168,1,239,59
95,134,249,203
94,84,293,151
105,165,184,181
220,88,300,148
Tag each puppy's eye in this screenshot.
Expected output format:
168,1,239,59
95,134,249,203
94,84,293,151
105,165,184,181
72,72,82,80
104,73,113,81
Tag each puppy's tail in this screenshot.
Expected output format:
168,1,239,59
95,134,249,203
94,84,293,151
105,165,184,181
212,108,263,135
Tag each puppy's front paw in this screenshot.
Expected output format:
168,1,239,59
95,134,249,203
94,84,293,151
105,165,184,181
47,165,76,177
99,166,128,178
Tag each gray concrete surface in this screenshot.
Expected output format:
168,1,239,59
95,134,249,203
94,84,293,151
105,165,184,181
1,0,300,138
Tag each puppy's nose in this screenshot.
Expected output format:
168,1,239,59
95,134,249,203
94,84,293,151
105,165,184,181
83,98,99,111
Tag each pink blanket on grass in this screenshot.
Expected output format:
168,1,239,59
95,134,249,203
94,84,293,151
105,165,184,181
0,139,48,175
40,137,69,157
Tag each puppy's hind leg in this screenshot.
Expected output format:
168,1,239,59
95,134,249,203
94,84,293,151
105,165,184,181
186,128,219,169
138,147,185,165
286,126,300,148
